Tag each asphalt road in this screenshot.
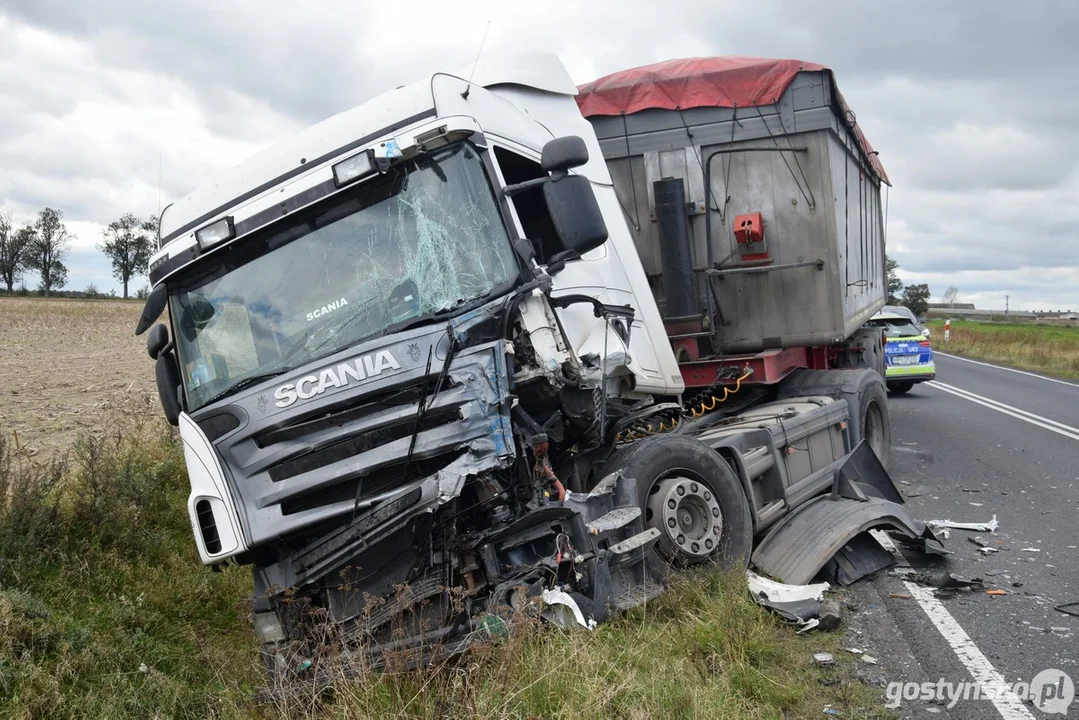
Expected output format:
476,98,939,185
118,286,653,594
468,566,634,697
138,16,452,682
846,353,1079,718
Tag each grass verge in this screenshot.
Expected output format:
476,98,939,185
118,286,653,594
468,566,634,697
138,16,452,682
927,319,1079,379
0,415,259,719
0,415,889,719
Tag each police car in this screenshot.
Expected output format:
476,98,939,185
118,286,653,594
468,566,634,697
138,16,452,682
866,310,936,394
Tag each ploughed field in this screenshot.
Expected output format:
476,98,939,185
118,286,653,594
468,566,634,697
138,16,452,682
0,297,156,457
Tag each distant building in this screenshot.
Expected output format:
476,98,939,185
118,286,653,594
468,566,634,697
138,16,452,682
928,302,975,310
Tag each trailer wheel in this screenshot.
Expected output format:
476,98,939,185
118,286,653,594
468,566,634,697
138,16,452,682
601,435,752,571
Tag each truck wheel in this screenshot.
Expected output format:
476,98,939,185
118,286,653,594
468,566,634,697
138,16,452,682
601,435,753,571
778,368,892,470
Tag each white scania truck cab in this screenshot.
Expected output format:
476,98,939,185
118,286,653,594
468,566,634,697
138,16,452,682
135,53,938,688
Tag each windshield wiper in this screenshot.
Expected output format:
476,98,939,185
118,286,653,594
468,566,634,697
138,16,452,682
394,288,504,334
204,369,292,405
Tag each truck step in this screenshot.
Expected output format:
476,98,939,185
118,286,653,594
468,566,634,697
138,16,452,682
586,506,642,535
607,527,661,567
611,581,667,612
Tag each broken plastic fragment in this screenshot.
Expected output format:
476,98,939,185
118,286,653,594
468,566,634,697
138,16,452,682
904,571,984,591
926,515,998,533
813,652,836,666
540,588,596,631
862,655,879,665
747,570,829,604
747,570,831,626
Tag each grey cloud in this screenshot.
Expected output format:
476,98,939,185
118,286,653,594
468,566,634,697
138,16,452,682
0,1,1076,306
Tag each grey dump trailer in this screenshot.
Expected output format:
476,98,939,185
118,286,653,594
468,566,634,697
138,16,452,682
134,53,941,693
582,58,889,358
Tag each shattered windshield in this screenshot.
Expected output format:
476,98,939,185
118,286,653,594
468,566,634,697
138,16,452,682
170,141,519,410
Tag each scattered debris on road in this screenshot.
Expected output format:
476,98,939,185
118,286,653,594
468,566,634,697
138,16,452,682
747,570,831,630
1020,547,1041,552
890,592,911,599
818,599,843,631
1054,602,1079,618
813,653,836,666
985,590,1008,596
862,655,879,665
969,536,991,548
926,515,999,533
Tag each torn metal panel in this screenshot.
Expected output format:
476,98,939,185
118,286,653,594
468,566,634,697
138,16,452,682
751,494,940,586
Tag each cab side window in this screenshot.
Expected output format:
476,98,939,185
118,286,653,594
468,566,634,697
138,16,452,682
494,146,564,264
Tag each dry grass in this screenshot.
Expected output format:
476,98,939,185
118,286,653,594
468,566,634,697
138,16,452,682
261,573,892,720
0,297,156,459
928,319,1079,379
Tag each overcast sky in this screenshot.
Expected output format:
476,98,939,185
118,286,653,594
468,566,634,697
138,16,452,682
1,1,1076,309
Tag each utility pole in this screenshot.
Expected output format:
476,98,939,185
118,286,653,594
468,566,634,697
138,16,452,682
1005,295,1010,316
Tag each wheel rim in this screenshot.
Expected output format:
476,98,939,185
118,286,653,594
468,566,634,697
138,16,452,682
863,400,886,461
646,474,724,562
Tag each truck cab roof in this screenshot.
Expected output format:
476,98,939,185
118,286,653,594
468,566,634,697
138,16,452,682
153,52,578,263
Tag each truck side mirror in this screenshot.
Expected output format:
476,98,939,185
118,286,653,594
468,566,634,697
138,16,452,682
147,323,169,360
543,174,608,257
135,283,168,336
541,136,588,173
155,350,183,426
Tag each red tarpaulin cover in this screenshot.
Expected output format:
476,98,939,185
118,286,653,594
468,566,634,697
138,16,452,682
576,57,889,184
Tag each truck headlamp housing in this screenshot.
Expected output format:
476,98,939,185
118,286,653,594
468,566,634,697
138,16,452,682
252,611,286,643
333,149,376,187
195,217,235,249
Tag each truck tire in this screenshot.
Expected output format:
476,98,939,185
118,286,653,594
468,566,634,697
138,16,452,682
777,368,892,470
601,435,753,572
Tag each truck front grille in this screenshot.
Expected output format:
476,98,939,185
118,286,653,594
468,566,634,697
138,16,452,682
266,406,459,483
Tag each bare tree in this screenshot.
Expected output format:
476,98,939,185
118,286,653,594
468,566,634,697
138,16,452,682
0,210,32,293
100,213,157,298
26,207,72,297
943,285,960,306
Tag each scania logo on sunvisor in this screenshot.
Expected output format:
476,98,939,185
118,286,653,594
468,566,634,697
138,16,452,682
274,350,402,408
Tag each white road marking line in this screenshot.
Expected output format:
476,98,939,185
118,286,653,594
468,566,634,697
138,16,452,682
926,381,1079,441
929,381,1079,433
935,351,1079,388
904,582,1035,720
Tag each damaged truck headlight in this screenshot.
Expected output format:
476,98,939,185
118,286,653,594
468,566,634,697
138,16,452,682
195,217,235,249
252,611,286,643
332,149,376,187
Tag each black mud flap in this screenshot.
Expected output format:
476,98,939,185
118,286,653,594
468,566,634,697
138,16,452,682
750,442,943,586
